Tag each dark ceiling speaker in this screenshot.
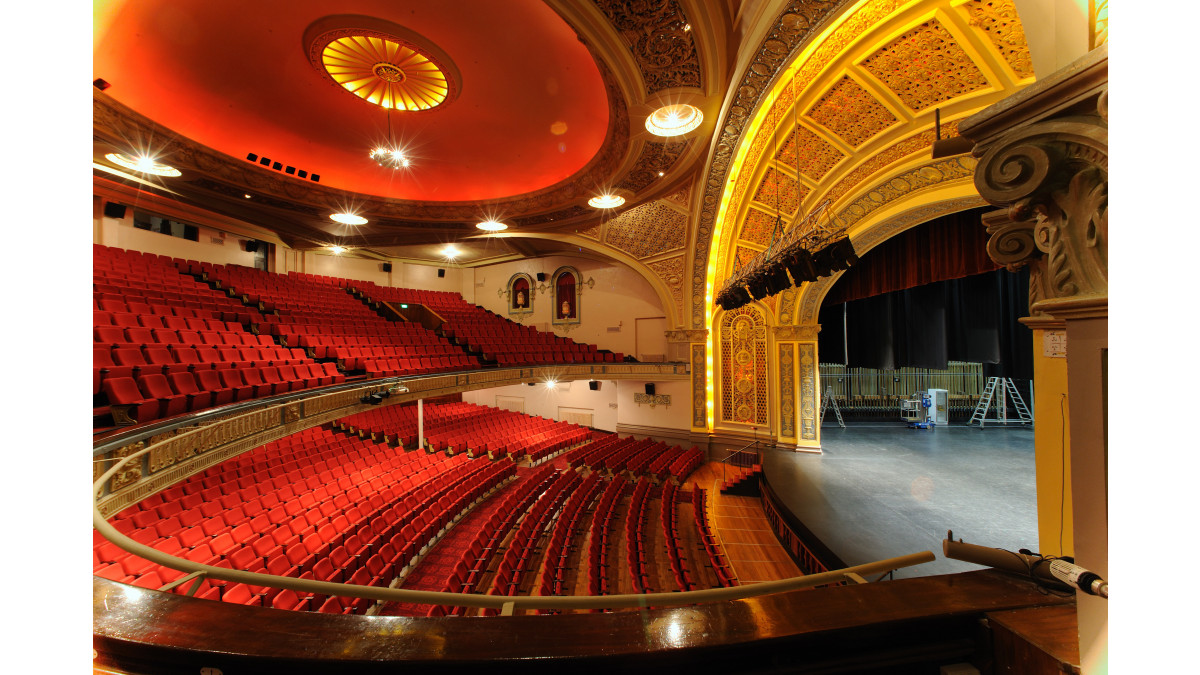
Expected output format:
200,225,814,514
271,161,282,171
311,174,320,182
437,269,445,278
536,272,547,282
246,152,258,162
382,263,393,272
245,240,259,253
588,381,599,391
93,78,111,91
644,383,655,396
285,166,296,175
931,108,975,159
103,203,127,219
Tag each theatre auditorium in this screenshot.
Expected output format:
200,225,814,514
91,1,1110,673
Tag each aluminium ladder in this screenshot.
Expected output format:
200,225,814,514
820,385,845,428
968,377,1033,427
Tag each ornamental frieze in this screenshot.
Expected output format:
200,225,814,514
591,0,701,94
772,325,820,341
666,329,709,343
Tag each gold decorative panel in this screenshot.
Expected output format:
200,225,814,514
807,76,898,147
733,245,760,273
645,256,686,324
719,305,768,426
823,123,958,206
753,167,804,216
1090,0,1108,50
861,21,988,112
604,201,688,258
739,208,782,248
964,0,1036,79
663,184,691,208
777,125,844,181
779,344,795,439
691,344,707,429
798,343,818,441
616,139,693,193
578,223,602,240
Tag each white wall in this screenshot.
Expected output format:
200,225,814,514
461,377,692,436
95,215,260,268
614,379,692,431
471,255,668,356
462,380,619,431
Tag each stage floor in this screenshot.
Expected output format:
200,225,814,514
762,423,1039,579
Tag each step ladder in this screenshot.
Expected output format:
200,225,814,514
820,385,845,428
968,377,1033,427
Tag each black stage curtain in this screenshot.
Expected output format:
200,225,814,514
826,268,1031,378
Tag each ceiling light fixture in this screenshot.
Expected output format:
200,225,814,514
476,220,508,232
588,194,625,209
645,103,703,137
370,106,415,170
330,212,368,225
442,245,460,259
329,246,347,254
105,152,181,177
545,379,558,389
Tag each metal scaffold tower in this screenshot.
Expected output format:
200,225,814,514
968,377,1033,427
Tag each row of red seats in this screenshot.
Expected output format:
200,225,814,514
660,481,695,592
97,427,436,600
692,489,737,588
586,476,630,596
363,355,475,378
338,402,487,449
625,478,654,593
536,472,603,606
335,343,461,371
94,311,243,333
94,325,268,351
94,297,262,326
102,363,344,423
424,465,561,616
485,470,581,610
98,425,497,613
524,427,592,464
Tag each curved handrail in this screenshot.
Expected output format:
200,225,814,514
94,380,935,612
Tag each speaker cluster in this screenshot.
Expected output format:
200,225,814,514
716,237,858,311
246,153,320,182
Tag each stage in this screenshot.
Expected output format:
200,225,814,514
762,423,1039,579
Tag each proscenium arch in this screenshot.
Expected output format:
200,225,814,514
479,232,684,330
789,183,988,329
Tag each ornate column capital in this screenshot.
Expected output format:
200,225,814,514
962,46,1107,319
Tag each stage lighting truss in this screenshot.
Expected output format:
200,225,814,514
715,199,859,310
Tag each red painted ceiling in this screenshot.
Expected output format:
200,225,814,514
93,0,610,203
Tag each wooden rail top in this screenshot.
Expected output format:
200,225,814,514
94,570,1073,673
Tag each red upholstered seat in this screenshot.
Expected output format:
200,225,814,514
102,377,160,423
137,373,188,418
168,372,214,411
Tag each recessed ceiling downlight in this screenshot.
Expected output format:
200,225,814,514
105,152,181,177
330,213,368,225
476,220,508,232
645,103,703,137
588,194,625,209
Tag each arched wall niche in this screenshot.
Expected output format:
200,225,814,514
551,265,584,328
506,272,535,318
